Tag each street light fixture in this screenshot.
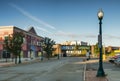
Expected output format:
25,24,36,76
96,9,105,77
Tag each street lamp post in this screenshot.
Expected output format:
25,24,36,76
96,9,105,77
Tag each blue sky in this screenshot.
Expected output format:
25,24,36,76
0,0,120,46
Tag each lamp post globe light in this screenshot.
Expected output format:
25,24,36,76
96,9,105,77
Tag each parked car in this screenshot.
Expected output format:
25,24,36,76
109,57,115,63
109,55,120,63
114,57,120,65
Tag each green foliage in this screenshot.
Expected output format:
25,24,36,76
70,54,86,57
43,37,55,59
75,44,79,50
81,49,87,55
4,32,24,64
94,43,99,55
94,42,106,57
4,32,24,54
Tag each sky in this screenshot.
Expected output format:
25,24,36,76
0,0,120,46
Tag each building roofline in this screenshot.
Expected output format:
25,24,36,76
0,25,15,28
0,25,43,38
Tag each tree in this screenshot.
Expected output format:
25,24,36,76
94,42,105,57
94,43,99,56
4,32,24,64
43,37,55,60
74,41,79,55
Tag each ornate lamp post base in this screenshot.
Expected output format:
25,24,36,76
97,67,105,77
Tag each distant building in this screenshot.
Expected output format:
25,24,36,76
90,45,120,57
53,44,61,56
61,40,87,45
106,46,120,54
54,40,90,56
0,26,44,59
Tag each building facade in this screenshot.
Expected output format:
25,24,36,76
0,26,44,59
53,41,90,56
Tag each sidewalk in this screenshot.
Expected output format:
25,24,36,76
104,62,120,81
0,57,59,67
85,58,120,81
85,59,109,81
0,58,38,67
85,70,108,81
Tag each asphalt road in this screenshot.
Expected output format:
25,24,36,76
0,57,85,81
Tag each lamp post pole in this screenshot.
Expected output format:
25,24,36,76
96,9,105,77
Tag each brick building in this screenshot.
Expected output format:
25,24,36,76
0,26,44,59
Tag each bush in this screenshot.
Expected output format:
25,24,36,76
70,54,86,57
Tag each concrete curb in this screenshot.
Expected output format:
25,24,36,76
106,74,111,81
83,61,86,81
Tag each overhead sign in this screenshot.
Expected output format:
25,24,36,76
61,45,90,50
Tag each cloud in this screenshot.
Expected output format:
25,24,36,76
55,31,77,38
55,30,97,38
9,3,106,42
36,26,52,34
103,34,120,39
9,3,56,30
85,35,96,38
